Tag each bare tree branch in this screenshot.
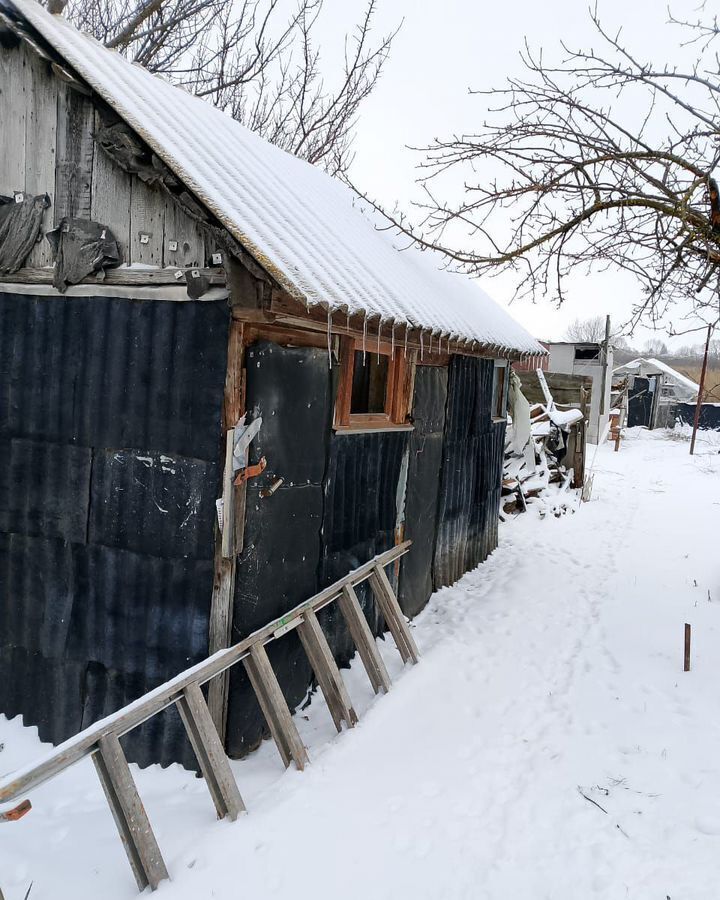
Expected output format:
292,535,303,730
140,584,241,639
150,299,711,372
350,5,720,329
54,0,398,176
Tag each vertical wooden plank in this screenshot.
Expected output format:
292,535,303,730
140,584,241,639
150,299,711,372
208,320,244,740
297,608,358,732
0,43,27,195
338,584,392,695
92,734,169,892
55,85,94,223
129,178,165,266
163,197,206,268
220,430,236,558
369,565,420,665
91,112,132,262
243,642,309,770
176,682,245,821
25,48,57,267
334,336,355,427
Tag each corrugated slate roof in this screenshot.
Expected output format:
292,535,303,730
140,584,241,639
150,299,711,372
4,0,544,356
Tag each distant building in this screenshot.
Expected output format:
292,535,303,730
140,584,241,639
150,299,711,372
614,358,698,428
542,342,613,444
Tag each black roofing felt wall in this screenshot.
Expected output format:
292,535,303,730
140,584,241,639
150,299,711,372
319,429,409,665
433,356,505,590
226,341,409,757
399,366,448,616
675,401,720,431
226,341,330,758
0,292,228,767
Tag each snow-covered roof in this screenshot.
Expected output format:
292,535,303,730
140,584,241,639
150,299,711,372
3,0,544,357
614,357,699,395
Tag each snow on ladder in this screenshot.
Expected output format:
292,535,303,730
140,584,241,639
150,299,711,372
0,542,417,892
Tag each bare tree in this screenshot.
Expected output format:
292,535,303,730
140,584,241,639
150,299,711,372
56,0,398,176
564,316,607,342
643,338,669,357
357,6,720,331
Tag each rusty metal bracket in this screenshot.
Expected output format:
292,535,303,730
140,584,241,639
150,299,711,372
0,799,31,823
234,457,267,485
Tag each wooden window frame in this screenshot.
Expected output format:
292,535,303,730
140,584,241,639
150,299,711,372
334,336,414,433
492,359,509,422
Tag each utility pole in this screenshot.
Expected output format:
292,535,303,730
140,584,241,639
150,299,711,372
600,314,611,417
690,323,713,455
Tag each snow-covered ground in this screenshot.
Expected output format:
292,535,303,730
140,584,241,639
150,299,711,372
2,427,720,900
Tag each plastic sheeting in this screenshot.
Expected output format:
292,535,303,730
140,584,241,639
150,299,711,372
46,217,121,291
0,193,50,273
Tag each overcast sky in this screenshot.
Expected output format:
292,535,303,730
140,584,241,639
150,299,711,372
317,0,709,350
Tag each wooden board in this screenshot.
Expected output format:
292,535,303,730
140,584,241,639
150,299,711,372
92,734,168,892
55,85,94,222
176,682,245,821
518,370,593,410
128,178,165,266
163,197,206,268
0,43,27,196
24,49,57,267
91,113,132,263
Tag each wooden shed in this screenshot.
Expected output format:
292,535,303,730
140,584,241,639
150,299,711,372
0,0,545,767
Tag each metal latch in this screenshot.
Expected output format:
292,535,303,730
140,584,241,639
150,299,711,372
0,799,32,823
234,456,267,485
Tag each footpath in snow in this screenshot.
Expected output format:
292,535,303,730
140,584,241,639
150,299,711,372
1,427,720,900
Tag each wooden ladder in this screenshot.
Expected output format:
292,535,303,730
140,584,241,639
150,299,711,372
0,543,418,892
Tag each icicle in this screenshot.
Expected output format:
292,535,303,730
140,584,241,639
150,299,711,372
420,330,424,361
391,323,396,360
428,332,433,355
362,314,367,364
327,308,332,370
377,320,381,360
404,326,409,355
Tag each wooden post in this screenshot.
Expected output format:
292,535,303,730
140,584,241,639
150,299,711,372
690,324,712,456
92,734,169,892
338,584,392,694
176,682,245,821
368,565,420,665
684,623,692,672
208,320,245,740
600,314,611,417
297,609,358,732
243,643,309,770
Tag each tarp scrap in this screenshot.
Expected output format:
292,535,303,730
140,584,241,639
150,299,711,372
0,193,51,273
46,217,121,292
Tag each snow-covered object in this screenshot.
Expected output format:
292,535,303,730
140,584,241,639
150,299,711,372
507,370,536,474
4,0,544,356
614,357,699,398
548,407,583,428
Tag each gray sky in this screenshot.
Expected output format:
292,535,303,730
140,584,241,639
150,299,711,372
317,0,709,351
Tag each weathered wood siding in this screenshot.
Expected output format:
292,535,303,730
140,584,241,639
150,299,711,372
0,39,212,270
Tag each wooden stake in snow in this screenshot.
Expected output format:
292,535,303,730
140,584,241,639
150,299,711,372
684,623,692,672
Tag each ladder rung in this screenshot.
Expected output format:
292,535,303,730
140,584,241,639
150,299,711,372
92,733,169,892
298,609,358,732
338,584,391,694
243,642,309,771
176,681,246,821
369,564,419,665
